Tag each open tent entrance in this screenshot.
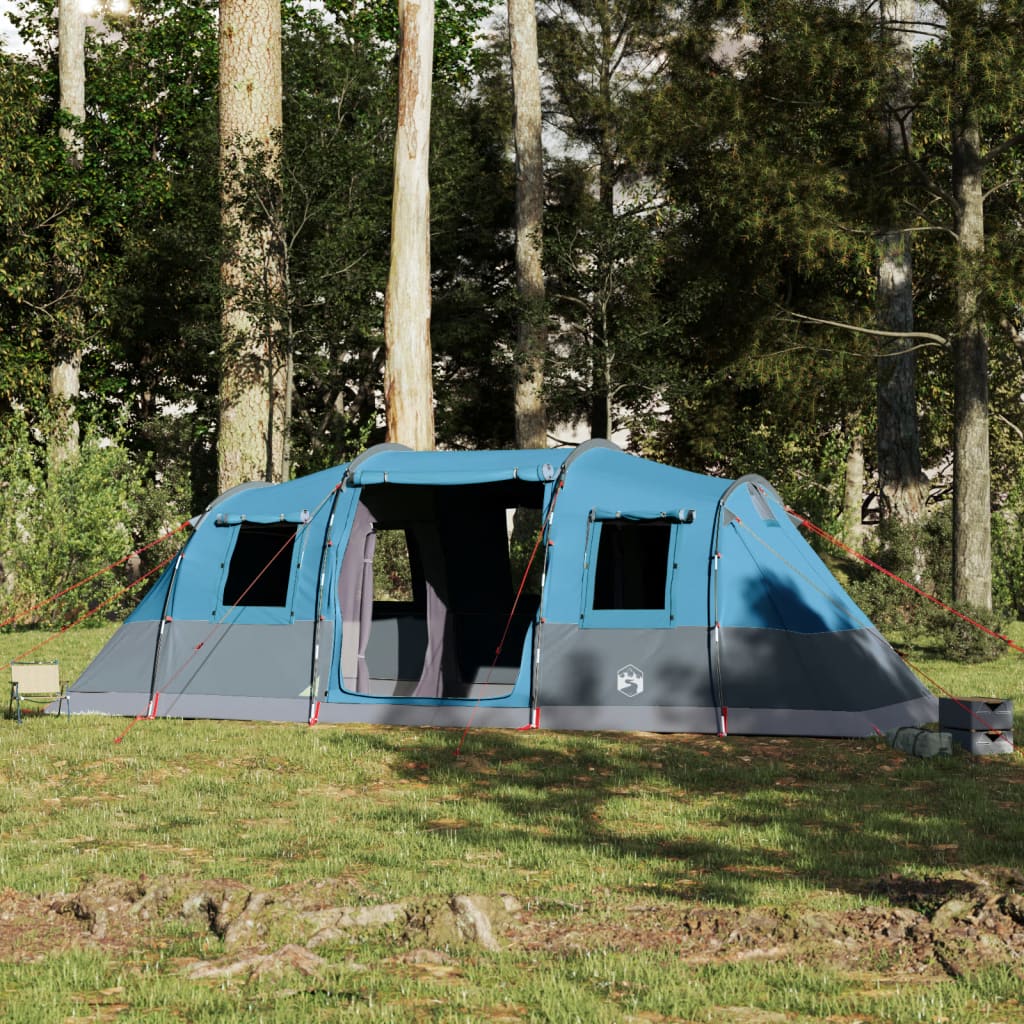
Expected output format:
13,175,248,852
338,480,546,699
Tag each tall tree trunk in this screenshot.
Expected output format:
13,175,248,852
217,0,288,491
588,10,614,440
951,112,991,611
383,0,436,451
876,0,926,523
842,416,866,547
57,0,84,167
51,0,85,467
876,230,927,520
589,297,612,438
508,0,547,450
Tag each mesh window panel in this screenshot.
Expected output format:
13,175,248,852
223,523,297,607
593,521,671,610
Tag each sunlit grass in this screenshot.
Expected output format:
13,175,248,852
2,624,1023,1021
1,706,1020,903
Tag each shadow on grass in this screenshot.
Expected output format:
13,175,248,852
319,726,1023,908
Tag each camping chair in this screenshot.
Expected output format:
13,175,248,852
9,662,70,724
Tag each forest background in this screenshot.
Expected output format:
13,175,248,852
1,0,1024,649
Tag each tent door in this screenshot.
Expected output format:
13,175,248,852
336,482,545,701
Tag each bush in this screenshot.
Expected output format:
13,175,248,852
843,513,948,641
0,414,188,629
992,493,1024,619
842,508,1006,662
932,605,1008,664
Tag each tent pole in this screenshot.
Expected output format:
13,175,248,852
529,467,570,723
146,534,193,718
708,499,731,737
307,480,347,724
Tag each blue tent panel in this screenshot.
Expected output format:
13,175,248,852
68,443,937,736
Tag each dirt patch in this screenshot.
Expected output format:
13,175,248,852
1,869,1022,983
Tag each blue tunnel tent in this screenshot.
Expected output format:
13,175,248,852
69,441,938,735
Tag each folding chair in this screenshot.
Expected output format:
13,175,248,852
9,662,70,723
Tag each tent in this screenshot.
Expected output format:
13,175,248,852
70,441,937,735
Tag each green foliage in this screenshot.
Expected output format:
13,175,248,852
647,0,891,485
532,0,688,439
278,6,517,466
0,413,188,629
0,52,96,415
316,0,494,85
992,471,1024,619
2,0,221,502
843,512,949,640
841,509,1007,662
371,528,414,602
935,605,1009,664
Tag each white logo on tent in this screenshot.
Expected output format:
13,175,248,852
617,664,644,698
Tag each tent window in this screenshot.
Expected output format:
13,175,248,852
223,523,297,607
592,520,671,611
372,528,415,604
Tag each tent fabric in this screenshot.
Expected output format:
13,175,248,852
68,442,938,736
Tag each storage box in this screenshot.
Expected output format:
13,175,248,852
938,697,1014,732
948,728,1014,756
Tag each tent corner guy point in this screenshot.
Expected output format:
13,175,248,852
69,440,938,736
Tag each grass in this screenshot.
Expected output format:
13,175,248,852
1,621,1023,1021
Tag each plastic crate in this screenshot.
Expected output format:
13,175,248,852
948,728,1014,756
938,697,1014,732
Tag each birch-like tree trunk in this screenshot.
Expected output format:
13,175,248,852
51,0,85,467
383,0,436,451
842,416,866,547
876,231,926,520
876,0,926,523
509,0,547,450
951,111,991,611
218,0,288,491
589,16,616,440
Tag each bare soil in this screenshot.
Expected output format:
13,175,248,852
2,867,1023,982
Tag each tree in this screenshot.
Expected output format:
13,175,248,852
875,0,927,525
648,0,895,527
218,0,288,490
536,0,684,441
0,55,58,411
3,2,221,501
383,0,436,450
508,0,547,449
81,0,221,506
50,0,86,466
907,0,1024,611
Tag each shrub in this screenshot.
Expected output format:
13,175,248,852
931,604,1008,663
0,414,188,629
842,508,1007,662
992,492,1024,619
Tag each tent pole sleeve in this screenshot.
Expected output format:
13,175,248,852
147,534,193,714
308,483,347,724
708,495,730,736
530,469,569,719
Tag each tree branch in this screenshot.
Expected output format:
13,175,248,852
983,177,1023,203
779,310,948,347
899,115,956,214
996,413,1024,444
983,130,1024,166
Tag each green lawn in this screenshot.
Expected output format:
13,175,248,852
1,622,1022,1022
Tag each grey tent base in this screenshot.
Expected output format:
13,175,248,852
63,691,536,728
540,695,938,736
61,691,937,736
